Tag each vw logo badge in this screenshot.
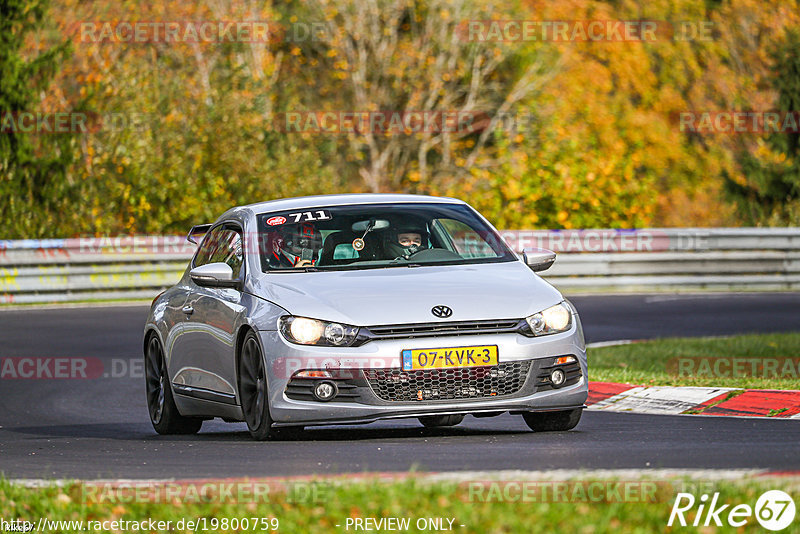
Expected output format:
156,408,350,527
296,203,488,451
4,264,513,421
431,305,453,318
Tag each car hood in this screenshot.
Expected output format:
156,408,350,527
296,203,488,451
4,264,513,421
248,261,563,326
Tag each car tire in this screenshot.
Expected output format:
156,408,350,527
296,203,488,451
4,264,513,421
522,409,582,432
239,331,274,441
144,334,203,435
418,414,465,428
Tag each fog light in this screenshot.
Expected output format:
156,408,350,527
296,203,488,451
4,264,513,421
313,380,338,401
550,368,566,387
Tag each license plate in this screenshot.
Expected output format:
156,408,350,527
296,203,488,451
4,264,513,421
401,345,499,370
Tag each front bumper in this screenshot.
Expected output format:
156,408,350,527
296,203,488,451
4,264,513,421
259,315,588,426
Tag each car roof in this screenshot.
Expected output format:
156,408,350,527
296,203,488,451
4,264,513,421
221,193,465,221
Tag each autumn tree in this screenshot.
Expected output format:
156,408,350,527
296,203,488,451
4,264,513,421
0,0,74,237
4,0,800,237
292,0,558,193
44,0,345,235
726,28,800,225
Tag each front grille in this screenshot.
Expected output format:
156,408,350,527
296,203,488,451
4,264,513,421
365,319,523,340
364,361,531,402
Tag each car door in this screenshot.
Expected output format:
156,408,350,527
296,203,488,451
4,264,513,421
169,223,247,405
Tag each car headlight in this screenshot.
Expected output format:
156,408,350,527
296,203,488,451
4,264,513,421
525,302,573,336
279,316,360,347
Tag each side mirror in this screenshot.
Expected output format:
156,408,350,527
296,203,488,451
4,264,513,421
190,262,240,288
522,248,556,272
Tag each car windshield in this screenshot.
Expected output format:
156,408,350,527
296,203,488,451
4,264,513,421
256,202,516,271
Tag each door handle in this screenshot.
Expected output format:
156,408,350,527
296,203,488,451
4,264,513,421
182,305,194,315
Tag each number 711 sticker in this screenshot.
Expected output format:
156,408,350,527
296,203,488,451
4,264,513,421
266,210,332,226
287,210,332,223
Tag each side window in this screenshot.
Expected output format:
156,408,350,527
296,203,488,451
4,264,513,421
436,219,497,259
194,225,244,278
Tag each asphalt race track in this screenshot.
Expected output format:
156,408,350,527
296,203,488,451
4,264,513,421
1,293,799,479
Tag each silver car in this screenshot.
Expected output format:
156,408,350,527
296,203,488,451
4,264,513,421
144,194,588,440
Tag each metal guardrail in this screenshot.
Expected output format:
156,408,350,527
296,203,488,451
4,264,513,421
501,228,800,292
1,228,799,303
0,237,193,304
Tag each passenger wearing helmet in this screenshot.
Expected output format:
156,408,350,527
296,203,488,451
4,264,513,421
269,223,323,268
384,223,430,259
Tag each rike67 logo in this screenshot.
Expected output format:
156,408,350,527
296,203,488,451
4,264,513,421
669,490,796,531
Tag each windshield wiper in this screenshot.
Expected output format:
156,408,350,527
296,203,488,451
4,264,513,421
267,266,323,273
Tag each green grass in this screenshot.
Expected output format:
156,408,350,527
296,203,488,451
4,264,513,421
0,477,794,533
588,332,800,389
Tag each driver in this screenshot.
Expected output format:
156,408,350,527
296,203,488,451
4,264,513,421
398,232,422,248
384,224,429,259
269,223,322,268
